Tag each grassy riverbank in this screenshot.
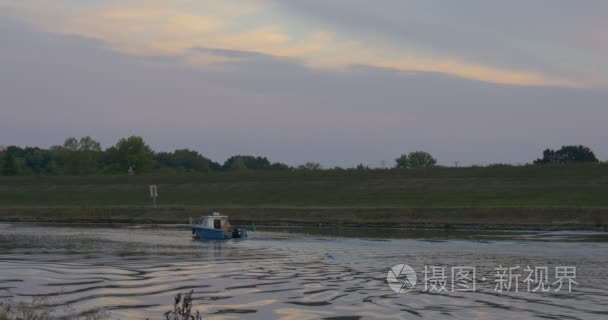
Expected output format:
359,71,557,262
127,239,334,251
1,164,607,229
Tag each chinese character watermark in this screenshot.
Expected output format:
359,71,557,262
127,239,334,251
387,264,578,294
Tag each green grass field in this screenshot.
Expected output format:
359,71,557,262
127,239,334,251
1,164,607,229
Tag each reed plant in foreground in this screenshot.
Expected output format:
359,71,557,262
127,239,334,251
0,291,202,320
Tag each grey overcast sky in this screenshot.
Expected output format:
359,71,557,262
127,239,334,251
1,0,606,166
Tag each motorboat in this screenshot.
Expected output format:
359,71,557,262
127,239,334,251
191,212,248,240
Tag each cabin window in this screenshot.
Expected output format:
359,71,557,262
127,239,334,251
213,219,222,229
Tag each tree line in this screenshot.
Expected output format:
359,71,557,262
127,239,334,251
0,136,603,176
0,136,300,176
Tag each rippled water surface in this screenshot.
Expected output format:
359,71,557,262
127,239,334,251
1,223,607,319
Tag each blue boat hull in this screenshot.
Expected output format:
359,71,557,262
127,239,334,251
192,227,230,240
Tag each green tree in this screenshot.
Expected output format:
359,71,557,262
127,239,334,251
2,152,19,176
155,149,220,172
228,157,248,171
78,136,101,152
534,145,598,164
63,137,78,151
77,136,102,174
47,145,66,175
355,163,369,170
395,151,437,169
395,154,409,168
269,162,291,171
62,137,80,174
62,136,102,174
23,147,52,174
172,149,213,172
223,155,272,171
108,136,154,173
297,162,322,170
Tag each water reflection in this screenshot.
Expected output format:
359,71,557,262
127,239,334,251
0,223,607,319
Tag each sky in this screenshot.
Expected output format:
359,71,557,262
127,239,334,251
1,0,606,166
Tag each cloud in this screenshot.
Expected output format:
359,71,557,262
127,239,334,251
273,0,608,87
0,0,587,87
1,18,607,166
370,58,578,87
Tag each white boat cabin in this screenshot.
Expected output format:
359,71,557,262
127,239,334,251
197,213,231,230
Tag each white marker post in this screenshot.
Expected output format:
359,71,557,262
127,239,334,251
149,185,158,208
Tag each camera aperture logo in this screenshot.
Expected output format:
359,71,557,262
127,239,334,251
387,264,417,293
386,264,578,294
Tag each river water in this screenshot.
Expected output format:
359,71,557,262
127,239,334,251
0,223,607,319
